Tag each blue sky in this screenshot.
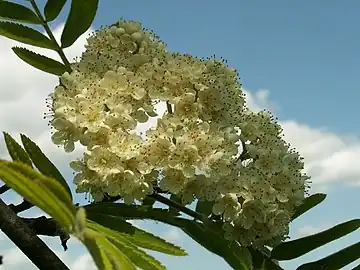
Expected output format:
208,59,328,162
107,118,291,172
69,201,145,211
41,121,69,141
1,0,360,269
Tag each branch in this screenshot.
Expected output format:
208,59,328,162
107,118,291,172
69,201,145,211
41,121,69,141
21,216,70,251
0,198,69,270
29,0,72,72
149,193,205,221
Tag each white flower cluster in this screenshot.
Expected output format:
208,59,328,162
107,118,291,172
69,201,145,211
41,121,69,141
48,19,310,247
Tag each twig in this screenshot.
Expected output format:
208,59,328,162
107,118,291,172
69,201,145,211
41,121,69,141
22,216,70,251
0,197,69,270
29,0,72,72
149,193,204,221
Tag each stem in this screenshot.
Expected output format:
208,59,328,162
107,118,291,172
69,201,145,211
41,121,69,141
149,193,204,221
29,0,72,72
0,197,69,270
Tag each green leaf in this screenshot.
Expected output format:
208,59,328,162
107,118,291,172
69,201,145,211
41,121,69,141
12,47,67,76
86,213,136,235
195,200,213,217
44,0,67,22
20,134,72,201
85,202,178,221
108,238,165,270
271,219,360,260
0,1,40,24
297,241,360,270
86,213,186,256
249,248,283,270
291,193,326,220
122,226,187,256
88,221,166,270
0,22,56,49
83,229,116,270
174,218,252,270
61,0,98,48
0,161,75,229
91,230,137,270
3,132,32,167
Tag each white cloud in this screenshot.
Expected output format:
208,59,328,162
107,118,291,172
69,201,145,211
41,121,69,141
243,89,360,191
0,23,92,162
244,89,278,113
280,121,360,190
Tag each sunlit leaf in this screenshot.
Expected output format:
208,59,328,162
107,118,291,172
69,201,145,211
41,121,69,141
297,242,360,270
88,221,166,270
12,47,67,76
93,231,136,270
122,226,187,256
0,161,75,229
3,132,32,167
20,134,72,201
271,219,360,260
87,212,186,256
44,0,67,22
0,22,55,49
61,0,98,48
85,213,135,234
83,229,115,270
291,193,326,220
0,1,40,24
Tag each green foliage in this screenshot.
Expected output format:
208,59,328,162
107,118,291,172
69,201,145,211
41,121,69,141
271,219,360,260
61,0,98,48
0,160,75,229
12,47,67,76
88,221,167,270
3,132,32,167
291,193,327,220
84,228,136,270
170,218,253,270
0,22,56,49
86,212,187,256
85,201,179,221
44,0,67,22
20,134,72,200
0,1,40,24
121,226,187,256
83,231,115,270
297,241,360,270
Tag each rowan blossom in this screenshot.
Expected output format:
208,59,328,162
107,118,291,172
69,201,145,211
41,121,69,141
47,19,310,248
